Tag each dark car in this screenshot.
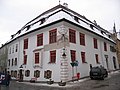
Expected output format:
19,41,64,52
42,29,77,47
90,66,108,80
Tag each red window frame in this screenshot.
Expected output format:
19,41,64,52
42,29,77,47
93,38,98,49
69,29,76,43
24,38,28,49
50,50,56,63
35,52,39,64
70,50,76,62
49,29,57,44
104,42,107,51
95,54,99,64
37,33,43,46
81,52,86,63
80,33,85,46
24,55,27,65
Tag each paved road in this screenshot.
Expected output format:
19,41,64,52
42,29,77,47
0,70,120,90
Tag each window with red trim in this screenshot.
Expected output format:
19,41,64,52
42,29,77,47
24,55,27,65
37,33,43,46
24,38,28,49
35,52,39,64
70,50,76,62
104,42,107,51
69,29,76,43
50,50,56,63
49,29,57,44
95,54,99,64
80,33,85,46
81,52,86,63
93,38,98,49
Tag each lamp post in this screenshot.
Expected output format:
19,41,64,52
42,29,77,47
19,64,23,82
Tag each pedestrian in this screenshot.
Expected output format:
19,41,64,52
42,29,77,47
6,72,11,86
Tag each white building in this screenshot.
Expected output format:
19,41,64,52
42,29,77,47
5,4,119,82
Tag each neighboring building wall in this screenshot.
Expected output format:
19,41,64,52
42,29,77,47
116,39,120,67
0,45,8,73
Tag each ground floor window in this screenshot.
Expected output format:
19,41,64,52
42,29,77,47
34,70,40,78
25,70,30,77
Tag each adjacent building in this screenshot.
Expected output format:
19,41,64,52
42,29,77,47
0,4,119,82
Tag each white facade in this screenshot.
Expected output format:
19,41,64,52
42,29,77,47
3,5,119,82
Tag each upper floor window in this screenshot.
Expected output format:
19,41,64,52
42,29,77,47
12,58,14,66
9,47,11,54
69,29,76,43
37,33,43,46
81,52,86,63
104,42,107,51
70,50,76,62
15,44,18,52
50,50,56,63
80,33,85,46
95,54,99,64
35,52,39,64
15,58,17,66
12,45,14,53
24,38,28,49
24,55,27,65
49,29,57,44
93,38,98,49
8,59,10,66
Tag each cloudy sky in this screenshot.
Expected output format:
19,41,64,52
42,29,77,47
0,0,120,45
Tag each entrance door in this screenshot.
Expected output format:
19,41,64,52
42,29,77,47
113,56,117,69
105,55,109,70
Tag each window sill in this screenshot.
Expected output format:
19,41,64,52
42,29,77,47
48,62,56,64
82,62,87,64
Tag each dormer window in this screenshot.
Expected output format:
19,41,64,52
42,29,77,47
90,24,94,30
74,16,79,23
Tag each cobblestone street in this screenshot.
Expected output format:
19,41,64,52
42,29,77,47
0,70,120,90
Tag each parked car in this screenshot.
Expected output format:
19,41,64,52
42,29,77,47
90,66,108,80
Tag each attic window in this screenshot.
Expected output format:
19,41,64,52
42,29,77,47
90,24,94,30
17,30,21,34
40,18,46,25
101,31,104,34
74,16,79,23
11,35,14,39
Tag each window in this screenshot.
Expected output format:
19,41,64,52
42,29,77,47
69,29,76,43
15,58,17,66
50,50,56,63
37,33,43,46
25,70,30,77
14,71,17,78
34,70,40,78
11,70,14,77
80,33,85,46
16,44,18,52
104,42,107,51
8,59,10,66
12,58,14,66
49,29,57,44
12,45,14,53
70,50,76,62
24,38,28,49
24,55,27,65
35,52,39,64
44,70,52,79
81,52,86,63
95,54,99,64
93,38,98,49
9,47,11,54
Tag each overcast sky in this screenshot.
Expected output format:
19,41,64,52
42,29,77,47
0,0,120,45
